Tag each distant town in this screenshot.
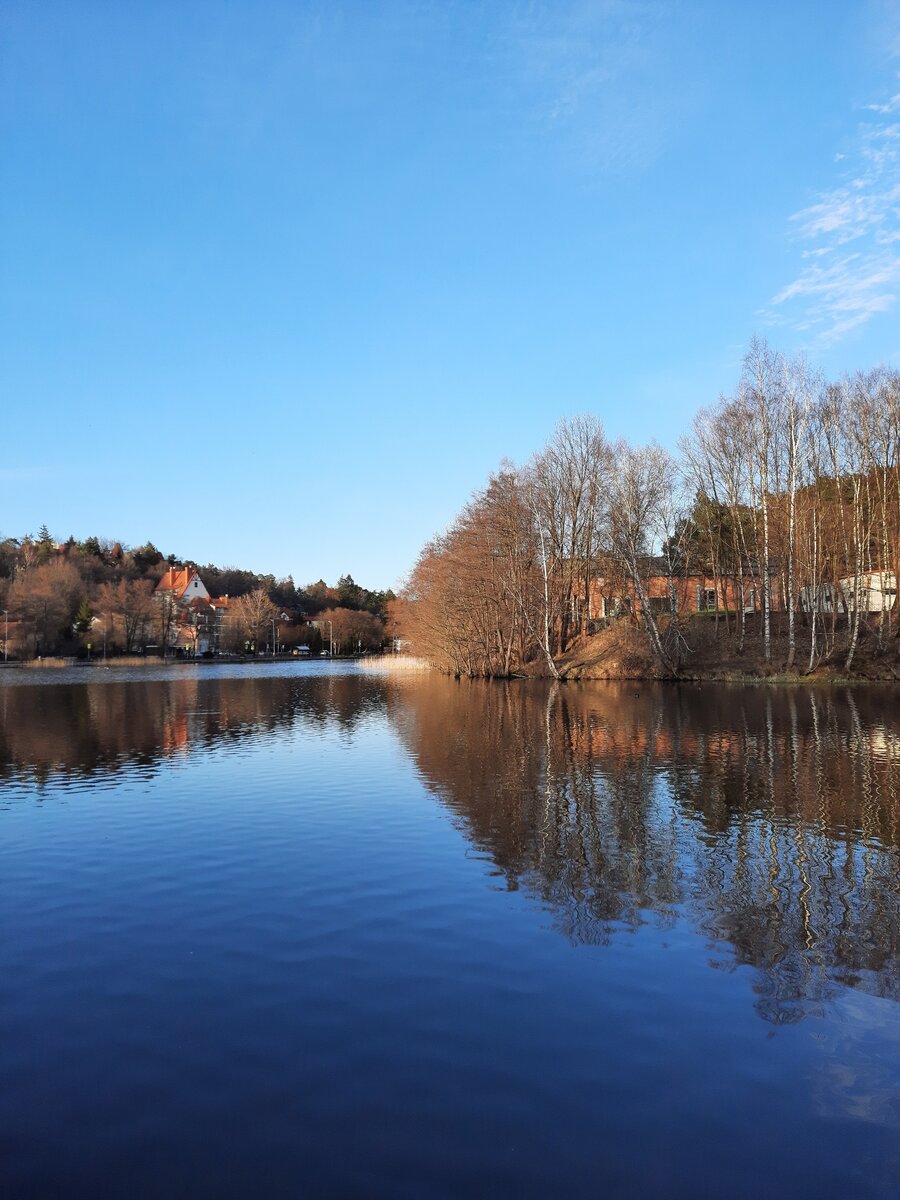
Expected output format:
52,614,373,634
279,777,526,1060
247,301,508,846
0,532,394,661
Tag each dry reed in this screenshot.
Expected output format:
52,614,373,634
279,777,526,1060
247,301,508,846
20,657,78,669
358,655,432,673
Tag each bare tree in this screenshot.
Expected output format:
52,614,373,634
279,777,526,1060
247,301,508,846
742,337,780,662
235,587,278,653
95,579,155,653
779,354,814,670
604,441,681,674
528,416,612,655
317,607,384,654
7,560,81,656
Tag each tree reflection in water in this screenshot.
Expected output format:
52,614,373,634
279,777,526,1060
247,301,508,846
387,678,899,1024
0,672,384,787
1,671,896,1024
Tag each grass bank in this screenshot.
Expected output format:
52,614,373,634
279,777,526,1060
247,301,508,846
550,615,900,683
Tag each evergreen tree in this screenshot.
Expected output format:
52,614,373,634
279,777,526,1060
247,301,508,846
36,524,54,564
337,573,362,609
74,596,93,633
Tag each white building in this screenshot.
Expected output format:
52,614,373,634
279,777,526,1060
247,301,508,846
839,571,897,613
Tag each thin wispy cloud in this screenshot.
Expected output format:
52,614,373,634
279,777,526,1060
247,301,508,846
884,0,900,58
766,77,900,344
502,1,684,174
865,92,900,113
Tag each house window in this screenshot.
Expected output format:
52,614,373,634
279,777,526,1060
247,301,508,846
697,587,717,612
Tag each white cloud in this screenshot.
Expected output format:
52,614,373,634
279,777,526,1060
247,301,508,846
865,91,900,113
766,80,900,344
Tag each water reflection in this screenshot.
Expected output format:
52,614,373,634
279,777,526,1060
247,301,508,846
1,671,897,1024
387,679,900,1023
0,671,384,788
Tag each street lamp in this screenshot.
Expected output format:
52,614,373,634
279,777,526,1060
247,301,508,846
2,609,7,662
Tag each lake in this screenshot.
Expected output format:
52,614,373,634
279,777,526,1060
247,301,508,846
0,663,897,1198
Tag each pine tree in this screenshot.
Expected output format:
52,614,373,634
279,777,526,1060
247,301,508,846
74,597,93,633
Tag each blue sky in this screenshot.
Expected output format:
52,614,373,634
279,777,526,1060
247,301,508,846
2,0,899,589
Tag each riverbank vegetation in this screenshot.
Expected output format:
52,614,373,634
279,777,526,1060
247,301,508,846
0,532,392,660
391,339,900,680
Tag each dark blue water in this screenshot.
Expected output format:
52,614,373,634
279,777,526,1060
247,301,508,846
0,664,897,1198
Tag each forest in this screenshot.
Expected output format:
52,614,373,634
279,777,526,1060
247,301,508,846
392,339,900,679
0,532,393,659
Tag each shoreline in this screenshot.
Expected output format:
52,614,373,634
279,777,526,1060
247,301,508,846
3,653,900,686
1,654,361,671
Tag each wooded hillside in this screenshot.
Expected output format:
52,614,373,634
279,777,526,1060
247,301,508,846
0,532,393,659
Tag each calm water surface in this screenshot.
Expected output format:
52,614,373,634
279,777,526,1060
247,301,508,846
0,663,898,1198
